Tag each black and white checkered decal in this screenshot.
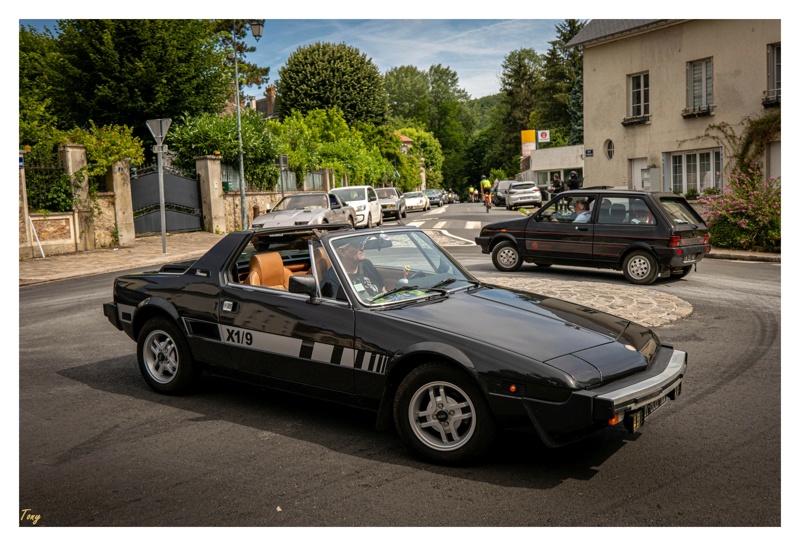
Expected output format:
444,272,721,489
220,325,389,374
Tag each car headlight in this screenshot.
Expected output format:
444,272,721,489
355,204,366,212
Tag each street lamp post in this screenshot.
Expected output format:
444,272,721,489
233,19,264,230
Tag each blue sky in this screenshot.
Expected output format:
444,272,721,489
18,17,562,99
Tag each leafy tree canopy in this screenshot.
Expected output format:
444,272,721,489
276,42,390,126
44,19,232,144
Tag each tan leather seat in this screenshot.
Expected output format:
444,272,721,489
313,247,331,278
247,252,292,289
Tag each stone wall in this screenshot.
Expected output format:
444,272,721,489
222,190,301,231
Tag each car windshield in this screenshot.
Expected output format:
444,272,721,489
272,194,327,211
511,183,536,191
323,230,475,306
330,188,367,202
375,188,397,199
424,190,437,196
405,192,422,198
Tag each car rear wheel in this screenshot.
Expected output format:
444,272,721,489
137,318,200,394
394,363,495,463
623,251,658,285
491,241,523,272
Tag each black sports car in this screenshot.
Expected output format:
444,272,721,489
104,224,686,463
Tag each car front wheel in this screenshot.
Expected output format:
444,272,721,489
491,241,523,272
137,317,200,394
623,251,658,284
394,363,495,463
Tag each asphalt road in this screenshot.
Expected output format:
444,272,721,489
18,204,784,531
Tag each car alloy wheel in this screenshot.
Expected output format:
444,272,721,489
137,318,200,394
394,363,495,463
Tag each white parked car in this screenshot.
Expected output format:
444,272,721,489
403,191,430,212
506,181,543,209
329,185,383,228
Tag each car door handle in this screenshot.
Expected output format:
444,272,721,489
222,301,239,313
575,226,589,231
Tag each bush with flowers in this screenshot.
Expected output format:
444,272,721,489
699,167,780,252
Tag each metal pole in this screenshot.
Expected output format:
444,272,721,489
157,148,167,253
234,24,247,230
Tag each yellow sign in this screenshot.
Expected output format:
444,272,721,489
521,130,536,143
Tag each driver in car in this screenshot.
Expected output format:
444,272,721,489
322,238,385,300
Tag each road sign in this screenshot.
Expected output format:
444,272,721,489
537,130,551,143
146,119,172,145
146,119,172,254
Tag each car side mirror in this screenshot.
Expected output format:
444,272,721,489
289,275,317,298
331,202,341,209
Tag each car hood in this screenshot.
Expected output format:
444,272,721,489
251,210,321,226
381,285,654,382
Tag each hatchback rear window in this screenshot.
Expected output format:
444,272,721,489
658,197,706,225
511,183,536,190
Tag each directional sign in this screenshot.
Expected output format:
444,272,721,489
146,118,172,145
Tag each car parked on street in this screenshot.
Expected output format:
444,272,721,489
376,187,407,220
104,224,688,464
329,185,383,228
425,189,443,207
505,181,543,209
250,192,356,228
403,191,430,211
490,180,514,207
476,189,711,284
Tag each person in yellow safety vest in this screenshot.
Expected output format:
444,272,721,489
480,176,492,196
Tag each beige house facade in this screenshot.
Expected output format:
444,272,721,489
567,19,781,194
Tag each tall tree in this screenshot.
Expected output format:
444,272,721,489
47,19,230,142
276,42,390,126
533,19,586,146
384,65,430,123
211,19,270,102
494,48,542,174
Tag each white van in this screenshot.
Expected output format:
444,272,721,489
329,185,383,228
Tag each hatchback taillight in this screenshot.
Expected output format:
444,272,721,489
703,233,710,244
669,235,681,247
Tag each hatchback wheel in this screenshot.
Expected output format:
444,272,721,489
491,241,522,272
623,251,658,285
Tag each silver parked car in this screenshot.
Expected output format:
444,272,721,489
250,192,356,228
376,187,407,219
506,181,543,209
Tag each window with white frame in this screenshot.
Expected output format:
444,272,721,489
630,73,650,117
669,149,722,195
687,58,713,110
767,43,781,99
